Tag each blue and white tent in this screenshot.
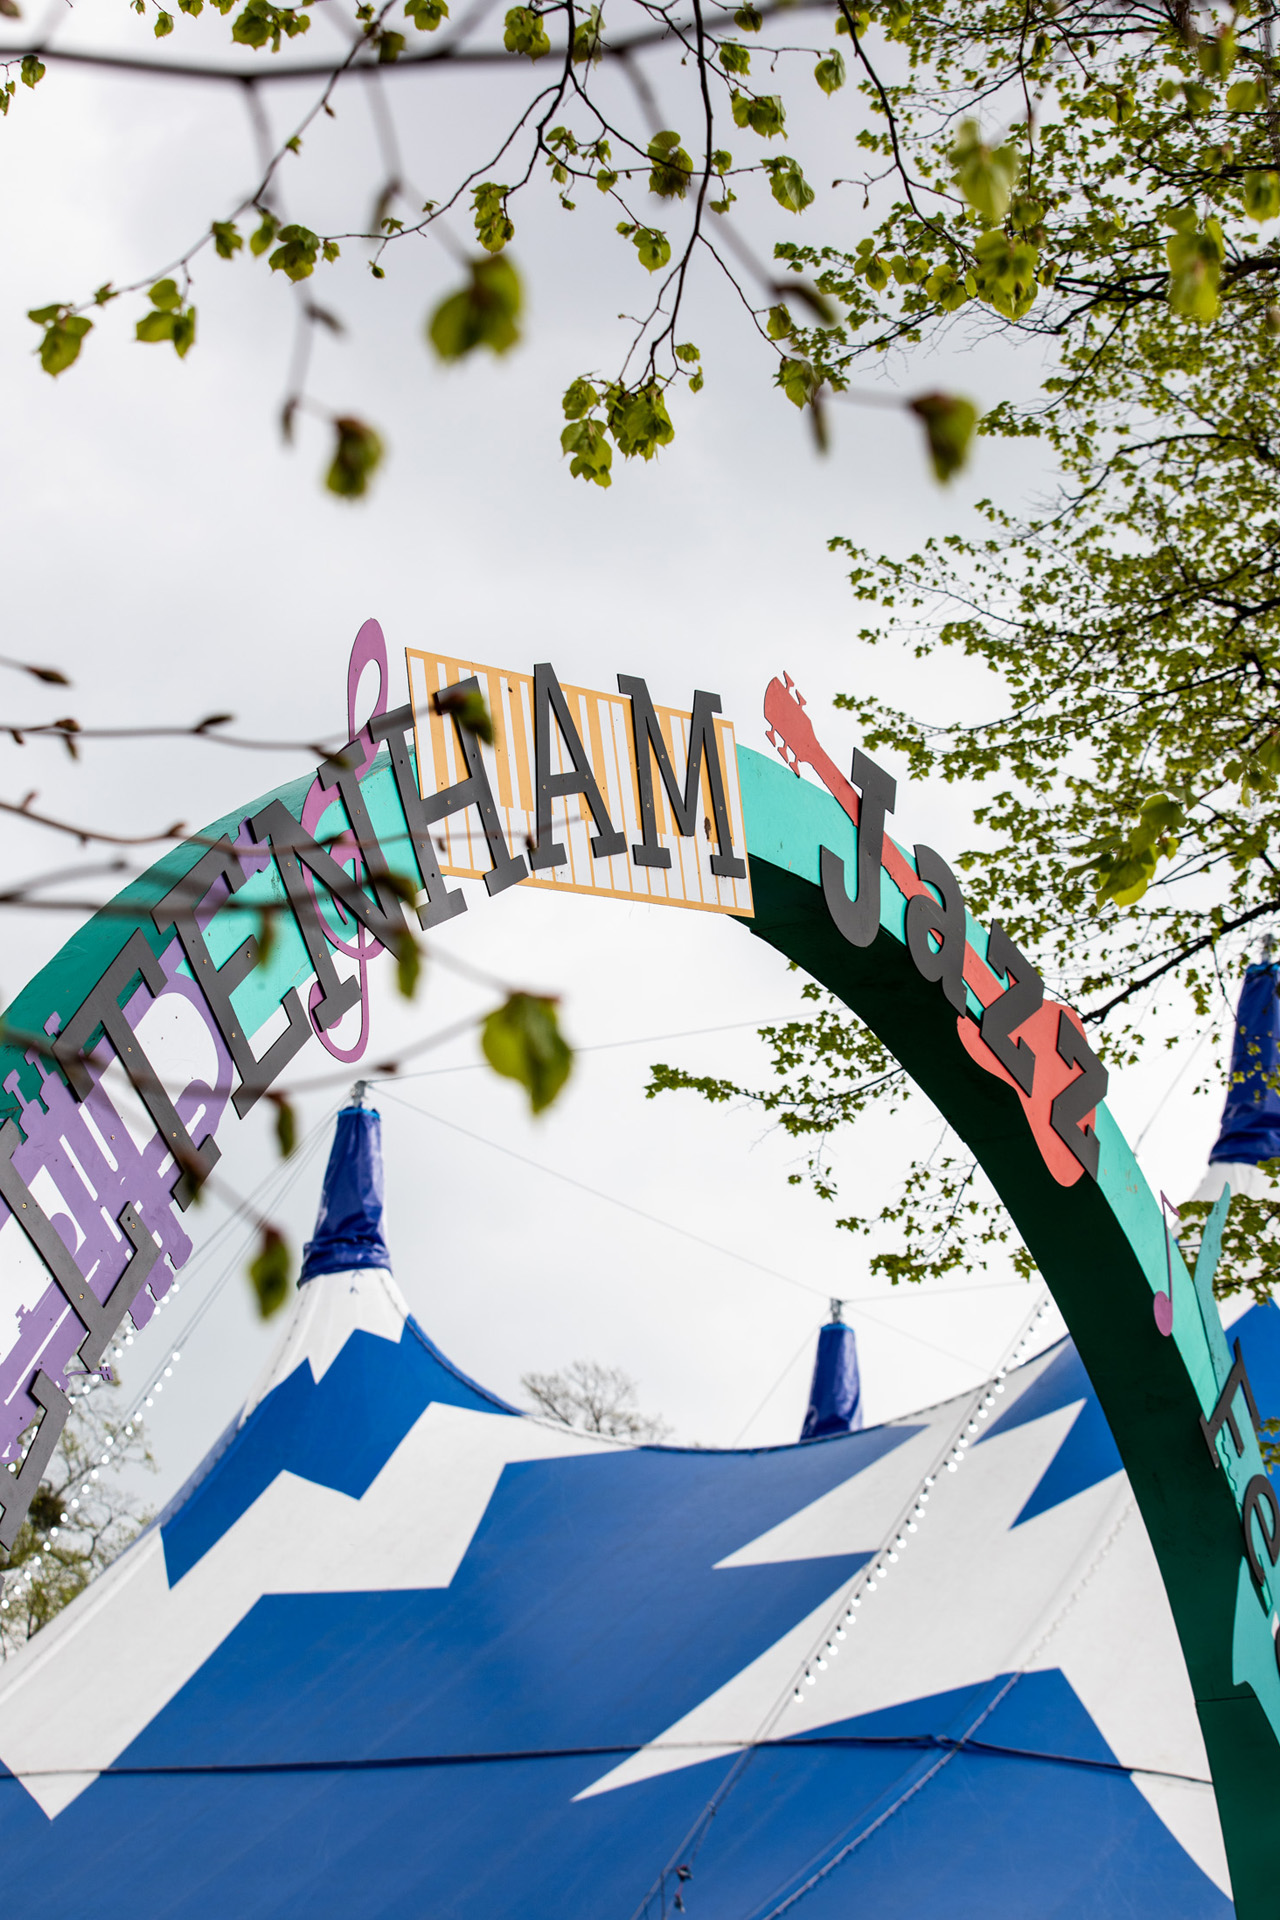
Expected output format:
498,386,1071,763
0,1101,1267,1917
1195,959,1280,1203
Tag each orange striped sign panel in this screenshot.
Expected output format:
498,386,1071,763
405,651,754,918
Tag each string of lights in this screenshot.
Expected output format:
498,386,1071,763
785,1294,1055,1704
631,1288,1060,1920
753,1494,1147,1920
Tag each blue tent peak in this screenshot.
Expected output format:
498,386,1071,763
800,1311,863,1440
1209,961,1280,1166
299,1103,392,1283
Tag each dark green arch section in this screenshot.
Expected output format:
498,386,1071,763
0,732,1275,1912
739,743,1280,1917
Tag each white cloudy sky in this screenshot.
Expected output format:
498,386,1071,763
0,0,1228,1501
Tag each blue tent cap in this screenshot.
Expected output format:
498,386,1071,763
299,1104,392,1283
800,1315,863,1441
1209,961,1280,1167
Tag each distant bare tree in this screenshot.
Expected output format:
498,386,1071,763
521,1360,671,1443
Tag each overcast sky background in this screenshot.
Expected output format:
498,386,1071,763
0,0,1230,1503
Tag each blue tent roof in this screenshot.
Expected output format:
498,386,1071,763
0,1110,1248,1918
800,1317,863,1440
1209,961,1280,1166
299,1104,392,1281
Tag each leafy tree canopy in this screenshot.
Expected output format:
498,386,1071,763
3,0,983,489
650,0,1280,1303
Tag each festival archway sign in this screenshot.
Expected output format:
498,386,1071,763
0,622,1276,1912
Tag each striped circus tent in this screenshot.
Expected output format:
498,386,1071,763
0,1100,1264,1916
1193,956,1280,1203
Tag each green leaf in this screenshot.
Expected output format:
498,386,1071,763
211,220,243,258
270,1093,297,1157
249,213,279,256
1095,853,1158,908
404,0,448,27
135,310,175,343
325,416,385,498
427,254,523,358
950,118,1019,226
730,91,786,138
1132,793,1185,845
814,48,845,93
268,223,321,280
775,355,818,408
1098,83,1135,123
924,260,971,310
719,40,750,74
503,5,549,57
393,928,422,999
377,26,405,58
674,341,700,363
1244,170,1280,223
247,1225,291,1318
230,0,309,44
154,9,174,33
561,417,613,486
481,993,572,1114
433,683,495,742
763,156,815,213
971,227,1039,319
733,3,761,27
647,130,693,198
562,375,599,418
908,390,979,482
232,1,271,42
1089,799,1183,908
473,181,515,252
1167,221,1223,319
630,225,672,271
256,908,277,968
572,5,602,61
1244,732,1280,798
766,302,794,339
171,307,196,357
135,305,195,354
136,278,196,356
607,380,675,458
31,310,91,376
1226,78,1261,110
1197,27,1236,80
20,53,44,85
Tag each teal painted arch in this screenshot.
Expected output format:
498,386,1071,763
0,728,1274,1914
